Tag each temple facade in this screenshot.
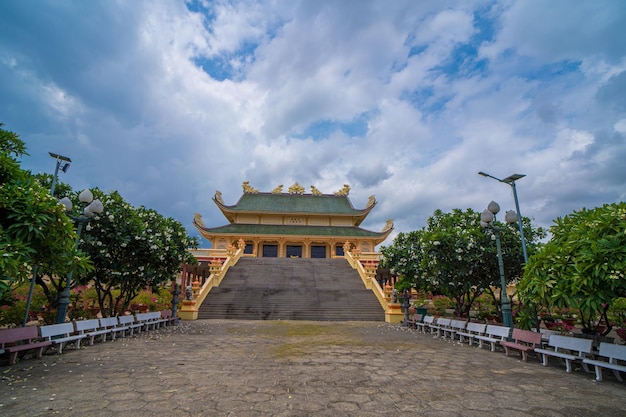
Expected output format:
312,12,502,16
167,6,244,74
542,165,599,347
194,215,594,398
193,182,393,258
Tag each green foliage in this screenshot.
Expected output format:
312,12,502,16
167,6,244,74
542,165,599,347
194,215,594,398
0,124,83,299
381,208,545,318
0,282,48,327
77,189,198,316
518,202,626,334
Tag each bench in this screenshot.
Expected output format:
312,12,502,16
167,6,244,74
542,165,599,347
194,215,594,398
474,324,511,352
500,328,542,362
416,315,435,333
160,310,177,326
39,322,87,354
135,312,162,331
583,342,626,382
444,319,468,340
457,322,487,346
0,326,52,365
74,319,113,345
429,317,451,337
99,317,128,339
118,315,143,335
407,313,424,330
535,334,593,373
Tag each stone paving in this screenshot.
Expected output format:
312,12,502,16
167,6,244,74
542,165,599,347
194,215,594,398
1,320,625,416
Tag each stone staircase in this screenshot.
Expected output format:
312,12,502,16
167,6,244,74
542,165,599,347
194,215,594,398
197,257,384,321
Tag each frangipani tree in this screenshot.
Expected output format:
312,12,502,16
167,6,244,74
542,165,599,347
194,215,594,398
518,202,626,335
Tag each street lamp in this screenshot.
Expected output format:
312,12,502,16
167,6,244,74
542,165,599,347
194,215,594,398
22,152,72,326
478,171,528,263
481,201,517,329
55,189,104,324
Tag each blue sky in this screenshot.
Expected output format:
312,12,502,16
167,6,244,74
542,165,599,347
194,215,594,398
1,0,625,246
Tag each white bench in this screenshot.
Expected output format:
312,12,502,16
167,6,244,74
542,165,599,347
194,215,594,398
583,342,626,382
135,312,162,331
99,317,128,340
118,315,143,335
474,324,511,352
39,322,87,354
74,319,113,345
535,334,593,373
416,315,435,333
444,319,468,340
457,322,487,346
429,317,451,337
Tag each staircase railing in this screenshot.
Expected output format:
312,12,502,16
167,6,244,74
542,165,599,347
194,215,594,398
344,250,388,311
179,245,244,320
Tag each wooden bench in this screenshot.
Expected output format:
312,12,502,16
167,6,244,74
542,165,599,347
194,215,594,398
474,324,511,352
500,328,542,362
74,319,113,345
429,317,451,337
583,342,626,382
457,322,487,346
535,334,593,373
39,322,87,354
117,315,143,335
416,315,435,333
444,319,468,340
0,326,52,365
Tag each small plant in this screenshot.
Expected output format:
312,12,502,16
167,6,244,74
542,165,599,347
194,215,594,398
432,295,453,316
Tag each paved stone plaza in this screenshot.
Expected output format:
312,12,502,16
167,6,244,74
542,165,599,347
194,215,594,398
1,320,625,416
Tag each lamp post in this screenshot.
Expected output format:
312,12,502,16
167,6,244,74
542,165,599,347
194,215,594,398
478,172,528,263
22,153,72,326
481,201,517,329
55,189,103,324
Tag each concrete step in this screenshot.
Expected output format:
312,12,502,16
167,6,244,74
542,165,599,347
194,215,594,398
198,257,384,321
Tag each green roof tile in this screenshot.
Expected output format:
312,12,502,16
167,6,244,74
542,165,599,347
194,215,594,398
226,193,364,214
197,223,385,237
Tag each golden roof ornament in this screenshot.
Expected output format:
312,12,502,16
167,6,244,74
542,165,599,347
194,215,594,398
242,181,258,194
193,213,205,227
382,219,394,232
271,184,283,194
288,182,305,194
310,185,322,196
334,184,350,196
214,191,224,204
367,195,376,207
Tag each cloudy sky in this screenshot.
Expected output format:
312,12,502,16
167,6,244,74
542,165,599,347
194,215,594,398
1,0,625,246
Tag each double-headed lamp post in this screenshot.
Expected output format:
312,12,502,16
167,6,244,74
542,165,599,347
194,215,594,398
55,189,103,324
481,201,518,329
478,172,528,263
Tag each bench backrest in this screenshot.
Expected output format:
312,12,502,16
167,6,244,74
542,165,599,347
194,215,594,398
465,322,486,334
450,320,467,331
74,319,100,333
547,334,593,354
99,317,119,328
39,322,75,339
423,315,435,325
117,315,136,325
161,310,172,319
0,326,39,346
511,328,542,345
436,318,451,327
136,312,160,322
597,342,626,361
485,325,511,339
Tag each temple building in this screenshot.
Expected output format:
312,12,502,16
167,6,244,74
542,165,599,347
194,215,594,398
193,182,393,258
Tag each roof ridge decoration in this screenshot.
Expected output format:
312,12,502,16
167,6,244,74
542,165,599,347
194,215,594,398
382,219,394,232
271,184,283,194
334,184,350,196
310,185,322,195
242,181,258,194
288,182,305,194
367,195,376,207
215,191,224,204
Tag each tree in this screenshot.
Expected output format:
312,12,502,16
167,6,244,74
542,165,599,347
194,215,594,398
381,208,546,319
0,124,84,299
76,189,198,316
517,203,626,335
